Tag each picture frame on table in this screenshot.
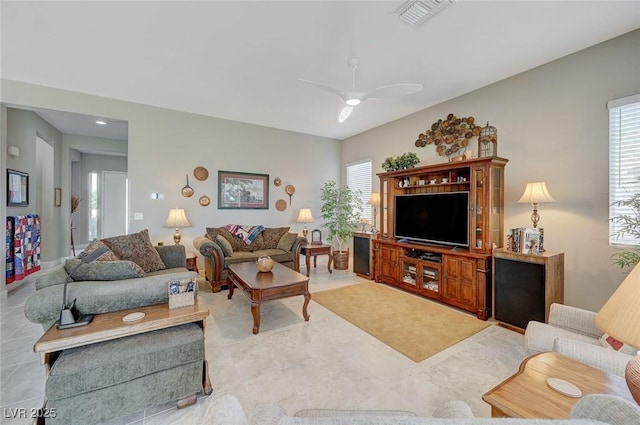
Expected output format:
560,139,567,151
218,170,269,209
7,169,29,207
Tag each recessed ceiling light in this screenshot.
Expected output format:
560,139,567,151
95,120,107,125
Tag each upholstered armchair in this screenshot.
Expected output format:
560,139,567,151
524,303,635,377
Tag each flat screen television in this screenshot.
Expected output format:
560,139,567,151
394,191,469,247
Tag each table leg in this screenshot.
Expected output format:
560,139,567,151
327,252,333,274
228,279,234,299
313,255,318,268
302,292,311,321
305,252,311,277
251,300,261,334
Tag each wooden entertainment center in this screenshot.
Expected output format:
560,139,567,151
373,156,508,320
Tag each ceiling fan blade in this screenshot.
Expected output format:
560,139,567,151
338,105,354,123
299,79,346,99
363,83,423,101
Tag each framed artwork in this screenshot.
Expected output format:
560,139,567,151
54,187,62,207
218,170,269,209
7,169,29,207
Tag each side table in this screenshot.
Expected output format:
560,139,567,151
300,244,332,277
482,352,633,418
186,251,199,274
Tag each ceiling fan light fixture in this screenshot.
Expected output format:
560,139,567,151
338,105,353,123
346,98,361,106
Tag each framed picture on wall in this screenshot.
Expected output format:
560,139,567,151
7,169,29,207
218,170,269,209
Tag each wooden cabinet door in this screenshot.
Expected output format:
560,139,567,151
377,243,398,283
442,255,477,308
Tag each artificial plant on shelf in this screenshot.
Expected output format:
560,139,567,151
320,180,362,269
610,192,640,269
381,152,420,171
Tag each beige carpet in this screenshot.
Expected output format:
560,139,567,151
312,283,490,362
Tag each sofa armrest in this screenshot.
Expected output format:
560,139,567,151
570,394,640,424
548,303,602,339
25,269,196,329
431,400,474,419
194,236,225,283
553,337,632,377
156,244,187,269
291,237,307,272
35,265,69,290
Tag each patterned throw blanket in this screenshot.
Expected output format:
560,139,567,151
223,224,265,245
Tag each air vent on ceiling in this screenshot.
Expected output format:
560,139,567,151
394,0,453,28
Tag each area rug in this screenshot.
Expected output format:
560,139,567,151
312,283,489,362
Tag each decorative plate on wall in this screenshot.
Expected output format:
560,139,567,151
285,185,295,205
199,195,211,207
275,199,287,211
274,177,282,187
194,166,209,181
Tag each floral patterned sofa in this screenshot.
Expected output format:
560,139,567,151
193,225,307,292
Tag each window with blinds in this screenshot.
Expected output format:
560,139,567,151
608,94,640,246
346,160,372,224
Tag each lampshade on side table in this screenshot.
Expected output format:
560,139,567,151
164,208,192,245
595,262,640,404
297,208,314,238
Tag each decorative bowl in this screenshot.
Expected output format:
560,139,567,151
256,256,275,272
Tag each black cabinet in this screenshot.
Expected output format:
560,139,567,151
493,249,564,331
353,232,375,279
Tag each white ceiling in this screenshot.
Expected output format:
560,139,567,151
2,1,639,141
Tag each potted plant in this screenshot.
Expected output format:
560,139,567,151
611,193,640,269
381,152,420,171
320,180,363,270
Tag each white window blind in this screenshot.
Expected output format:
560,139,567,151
609,94,640,246
346,160,372,223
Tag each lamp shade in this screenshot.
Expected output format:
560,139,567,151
163,208,191,228
517,182,556,204
595,262,640,349
297,208,314,223
368,192,381,206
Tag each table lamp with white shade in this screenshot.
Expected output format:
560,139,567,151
368,192,381,233
517,182,555,228
595,262,640,404
164,208,192,245
297,208,314,238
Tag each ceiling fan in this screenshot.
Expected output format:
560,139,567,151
300,58,423,123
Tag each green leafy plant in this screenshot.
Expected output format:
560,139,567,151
610,193,640,269
320,180,363,253
381,152,420,171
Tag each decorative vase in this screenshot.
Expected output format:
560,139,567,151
256,256,275,272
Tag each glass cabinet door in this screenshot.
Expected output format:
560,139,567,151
471,166,486,252
421,264,439,293
401,260,418,287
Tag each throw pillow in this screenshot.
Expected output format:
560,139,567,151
215,235,234,257
262,227,290,249
65,259,145,281
277,232,298,252
599,333,639,355
78,239,120,262
102,229,166,273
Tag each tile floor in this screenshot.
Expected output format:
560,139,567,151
0,258,527,424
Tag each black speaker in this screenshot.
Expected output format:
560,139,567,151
353,234,371,276
494,258,545,329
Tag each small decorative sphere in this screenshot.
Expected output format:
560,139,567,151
256,256,275,272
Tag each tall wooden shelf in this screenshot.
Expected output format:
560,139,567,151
373,157,508,320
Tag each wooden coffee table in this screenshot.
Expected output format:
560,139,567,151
228,262,310,334
482,352,633,418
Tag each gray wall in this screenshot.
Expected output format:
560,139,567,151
342,29,640,311
5,108,63,262
0,82,341,295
